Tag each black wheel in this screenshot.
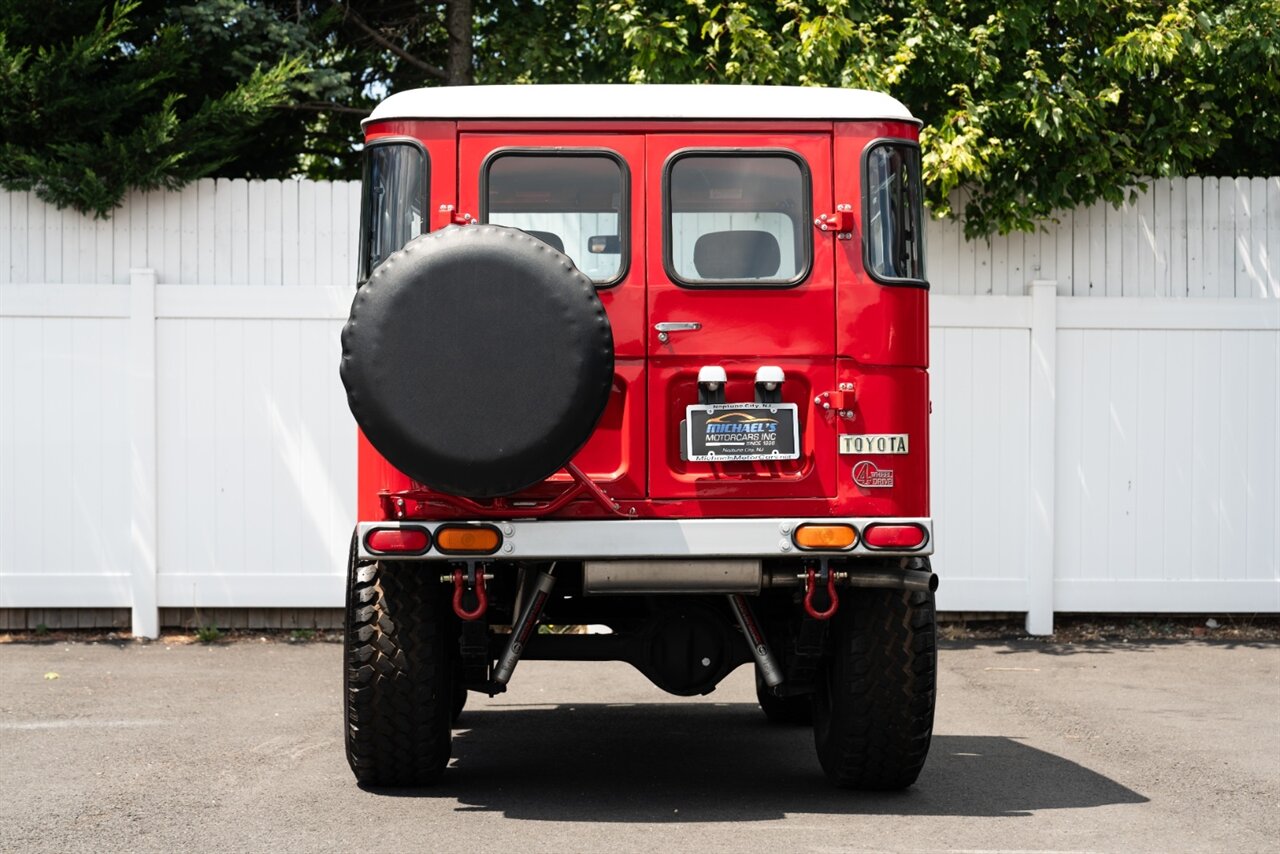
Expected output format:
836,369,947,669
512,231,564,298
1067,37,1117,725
344,535,455,786
812,587,937,790
755,666,812,724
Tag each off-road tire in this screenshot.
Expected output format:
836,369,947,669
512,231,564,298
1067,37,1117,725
344,537,455,786
755,666,812,724
812,587,936,789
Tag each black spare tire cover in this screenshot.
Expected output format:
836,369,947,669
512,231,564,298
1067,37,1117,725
340,225,614,498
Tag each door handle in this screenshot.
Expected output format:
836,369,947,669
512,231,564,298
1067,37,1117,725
654,321,701,343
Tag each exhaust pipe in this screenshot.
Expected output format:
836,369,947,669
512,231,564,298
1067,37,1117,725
843,568,939,593
763,567,938,593
582,560,937,595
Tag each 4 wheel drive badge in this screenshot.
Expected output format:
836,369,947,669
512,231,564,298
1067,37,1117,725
852,460,894,488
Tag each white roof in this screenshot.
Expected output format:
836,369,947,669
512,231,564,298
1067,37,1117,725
366,84,915,124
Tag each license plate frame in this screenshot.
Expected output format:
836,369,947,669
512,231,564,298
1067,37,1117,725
684,402,800,462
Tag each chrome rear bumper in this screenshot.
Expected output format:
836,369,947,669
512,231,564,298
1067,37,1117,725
355,517,932,562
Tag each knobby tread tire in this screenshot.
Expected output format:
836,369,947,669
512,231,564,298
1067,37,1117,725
812,587,937,790
344,534,455,786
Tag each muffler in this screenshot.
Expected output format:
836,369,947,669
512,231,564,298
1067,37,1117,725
584,560,761,594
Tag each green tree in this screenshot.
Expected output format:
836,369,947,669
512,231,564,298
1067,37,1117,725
289,1,627,177
7,1,1276,234
0,0,337,216
599,0,1280,236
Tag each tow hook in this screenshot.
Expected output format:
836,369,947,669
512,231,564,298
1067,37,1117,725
803,561,840,620
446,564,491,621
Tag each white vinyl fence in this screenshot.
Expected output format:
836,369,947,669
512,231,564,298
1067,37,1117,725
1,178,1277,637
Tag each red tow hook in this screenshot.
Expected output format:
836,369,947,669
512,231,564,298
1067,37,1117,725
803,566,839,620
451,568,488,621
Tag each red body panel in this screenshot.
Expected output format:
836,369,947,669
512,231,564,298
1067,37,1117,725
644,132,836,500
648,359,837,500
357,120,457,519
830,121,930,518
457,132,648,358
355,117,928,522
834,122,929,369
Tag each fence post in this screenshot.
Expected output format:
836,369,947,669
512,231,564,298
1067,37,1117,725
1025,280,1057,634
129,268,159,639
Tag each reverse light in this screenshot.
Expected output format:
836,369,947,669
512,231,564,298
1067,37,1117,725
793,524,858,550
862,523,927,550
434,524,502,555
365,526,431,555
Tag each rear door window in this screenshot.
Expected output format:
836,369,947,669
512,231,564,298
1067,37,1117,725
483,152,627,285
864,141,925,284
359,139,428,283
664,153,810,286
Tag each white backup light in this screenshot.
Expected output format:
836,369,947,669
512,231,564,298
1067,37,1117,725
754,365,785,390
697,365,728,389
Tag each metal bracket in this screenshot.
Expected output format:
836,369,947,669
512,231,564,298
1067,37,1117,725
814,205,854,240
381,461,630,520
814,384,854,416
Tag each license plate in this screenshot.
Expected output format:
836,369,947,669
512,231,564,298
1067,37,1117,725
685,403,800,462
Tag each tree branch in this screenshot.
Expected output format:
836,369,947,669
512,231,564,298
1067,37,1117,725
329,0,447,82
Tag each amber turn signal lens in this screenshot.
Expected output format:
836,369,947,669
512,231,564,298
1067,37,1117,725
793,524,857,550
434,525,502,554
862,524,926,550
365,526,431,554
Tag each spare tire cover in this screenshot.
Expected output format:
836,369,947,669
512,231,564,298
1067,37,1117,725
340,225,614,498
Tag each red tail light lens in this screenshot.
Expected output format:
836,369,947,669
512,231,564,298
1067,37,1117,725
861,524,927,550
365,526,431,554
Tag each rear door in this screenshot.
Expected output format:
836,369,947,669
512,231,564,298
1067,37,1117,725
645,133,838,501
458,133,647,499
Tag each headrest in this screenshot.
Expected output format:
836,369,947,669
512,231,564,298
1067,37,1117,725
692,230,782,280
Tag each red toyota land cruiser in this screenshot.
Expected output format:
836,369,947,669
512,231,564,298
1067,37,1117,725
340,84,936,790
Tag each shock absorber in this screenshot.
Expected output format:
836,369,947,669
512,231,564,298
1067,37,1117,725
728,593,784,688
493,567,557,686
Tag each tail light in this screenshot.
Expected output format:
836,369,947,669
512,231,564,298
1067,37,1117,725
434,524,502,555
365,526,431,555
793,524,858,550
862,523,927,550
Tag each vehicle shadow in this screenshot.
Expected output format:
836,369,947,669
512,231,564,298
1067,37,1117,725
949,639,1280,657
363,702,1147,821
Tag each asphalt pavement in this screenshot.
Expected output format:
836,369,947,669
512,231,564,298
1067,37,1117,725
1,638,1276,853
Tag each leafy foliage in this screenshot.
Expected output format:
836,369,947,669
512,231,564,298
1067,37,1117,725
597,0,1280,235
0,1,327,216
3,0,1277,233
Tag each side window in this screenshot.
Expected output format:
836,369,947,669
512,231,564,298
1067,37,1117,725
665,153,810,287
484,152,627,286
864,141,925,284
359,140,427,283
